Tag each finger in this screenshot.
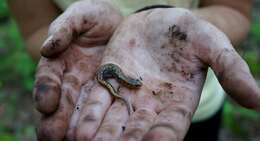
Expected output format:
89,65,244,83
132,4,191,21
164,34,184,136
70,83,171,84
37,71,84,141
211,49,260,109
76,32,111,47
76,84,112,141
196,21,260,109
92,100,129,141
66,82,95,141
142,125,179,141
120,108,157,141
33,57,65,114
40,14,74,58
142,104,193,141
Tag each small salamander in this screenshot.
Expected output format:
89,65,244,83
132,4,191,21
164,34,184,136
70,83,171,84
96,63,142,114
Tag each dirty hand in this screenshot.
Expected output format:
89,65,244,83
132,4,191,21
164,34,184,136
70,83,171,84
72,8,260,141
33,0,122,140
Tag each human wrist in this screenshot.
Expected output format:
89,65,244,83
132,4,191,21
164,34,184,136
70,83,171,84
26,25,49,61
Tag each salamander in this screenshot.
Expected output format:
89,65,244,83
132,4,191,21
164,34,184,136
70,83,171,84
96,63,142,114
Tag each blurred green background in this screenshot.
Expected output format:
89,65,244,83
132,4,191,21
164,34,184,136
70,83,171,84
0,0,260,141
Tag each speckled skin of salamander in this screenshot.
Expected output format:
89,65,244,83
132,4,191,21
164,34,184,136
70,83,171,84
96,63,142,114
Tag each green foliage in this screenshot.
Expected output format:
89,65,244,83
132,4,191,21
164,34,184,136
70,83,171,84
0,90,36,141
239,2,260,77
223,101,260,138
0,132,16,141
243,51,260,76
0,19,36,91
250,22,260,41
0,0,37,140
0,0,8,17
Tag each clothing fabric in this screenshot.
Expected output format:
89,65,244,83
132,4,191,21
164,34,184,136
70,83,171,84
109,0,199,16
53,0,225,122
184,105,223,141
193,69,225,122
54,0,199,13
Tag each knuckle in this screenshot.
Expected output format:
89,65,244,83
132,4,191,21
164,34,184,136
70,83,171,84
174,105,192,120
76,131,92,141
100,127,117,137
142,127,177,141
62,88,76,107
78,108,100,124
159,105,192,122
63,74,81,89
142,131,158,141
124,128,144,140
93,135,115,141
35,75,60,85
130,108,156,123
82,112,98,123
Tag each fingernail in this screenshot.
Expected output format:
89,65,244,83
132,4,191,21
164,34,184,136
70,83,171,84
42,35,54,49
41,35,59,57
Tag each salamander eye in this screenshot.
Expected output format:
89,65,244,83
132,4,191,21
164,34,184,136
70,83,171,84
135,79,143,87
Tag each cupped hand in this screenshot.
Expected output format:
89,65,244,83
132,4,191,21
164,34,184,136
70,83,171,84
33,0,123,140
73,8,260,141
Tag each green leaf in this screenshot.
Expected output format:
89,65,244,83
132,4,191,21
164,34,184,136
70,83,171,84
0,0,9,17
243,51,260,76
0,132,15,141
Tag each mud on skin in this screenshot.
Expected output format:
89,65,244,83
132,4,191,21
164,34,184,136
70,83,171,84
35,7,260,141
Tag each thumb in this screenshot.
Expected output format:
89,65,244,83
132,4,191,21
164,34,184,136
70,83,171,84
40,17,73,58
196,21,260,110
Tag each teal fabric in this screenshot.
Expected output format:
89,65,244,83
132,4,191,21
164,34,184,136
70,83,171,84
192,69,225,122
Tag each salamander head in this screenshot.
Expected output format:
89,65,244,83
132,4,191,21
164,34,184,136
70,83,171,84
127,79,143,88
